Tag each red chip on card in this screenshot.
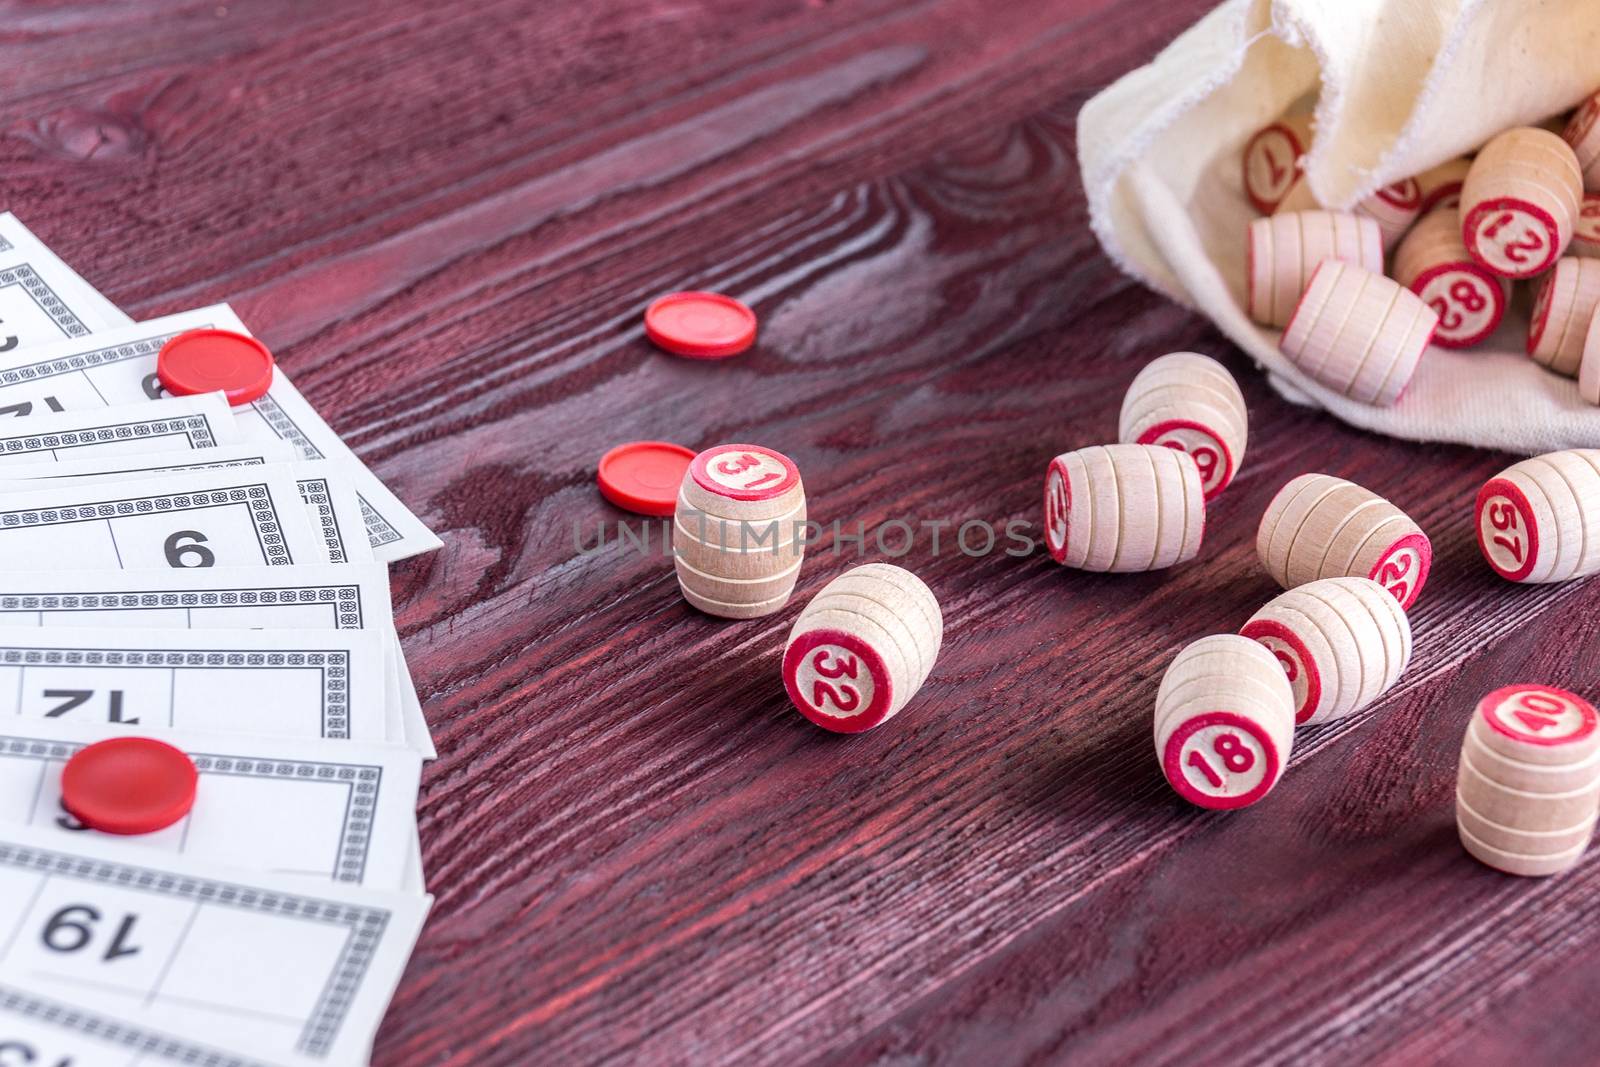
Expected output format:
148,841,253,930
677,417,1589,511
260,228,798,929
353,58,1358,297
598,441,695,516
61,737,198,835
157,328,276,405
644,292,757,359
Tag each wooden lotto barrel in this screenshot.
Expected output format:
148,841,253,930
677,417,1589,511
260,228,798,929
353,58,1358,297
1043,443,1204,572
1277,176,1423,249
1279,261,1438,407
1475,449,1600,584
782,564,941,733
1240,577,1412,726
1246,210,1383,329
1460,127,1583,278
1154,635,1296,810
1392,208,1509,349
1241,111,1312,214
1564,91,1600,192
1257,473,1431,609
1457,684,1600,877
1415,157,1473,215
1528,257,1600,376
673,443,806,618
1117,351,1248,499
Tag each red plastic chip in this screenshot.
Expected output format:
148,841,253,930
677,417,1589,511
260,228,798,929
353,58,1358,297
598,441,695,516
61,737,198,835
644,292,757,359
157,328,276,405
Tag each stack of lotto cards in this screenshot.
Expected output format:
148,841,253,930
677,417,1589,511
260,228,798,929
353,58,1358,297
0,214,439,1066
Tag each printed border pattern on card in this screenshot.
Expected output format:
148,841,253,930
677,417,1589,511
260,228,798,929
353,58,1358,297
297,477,350,564
0,414,219,455
0,485,293,565
0,329,185,384
0,841,394,1057
0,265,90,339
0,736,385,885
0,647,351,736
0,584,366,627
0,985,274,1067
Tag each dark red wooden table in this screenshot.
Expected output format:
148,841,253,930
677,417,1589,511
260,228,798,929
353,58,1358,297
10,1,1596,1063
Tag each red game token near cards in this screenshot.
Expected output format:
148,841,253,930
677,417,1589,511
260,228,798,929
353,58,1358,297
61,736,198,835
156,328,276,405
597,441,695,516
645,291,757,359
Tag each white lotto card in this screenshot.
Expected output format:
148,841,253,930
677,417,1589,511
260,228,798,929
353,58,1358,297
0,449,371,565
0,214,130,346
0,564,435,758
0,718,419,889
0,626,389,742
0,982,300,1066
0,304,441,561
0,825,429,1065
0,466,329,571
0,393,236,467
0,439,299,481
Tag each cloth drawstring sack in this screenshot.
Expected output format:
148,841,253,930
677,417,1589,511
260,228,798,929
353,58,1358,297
1078,0,1600,455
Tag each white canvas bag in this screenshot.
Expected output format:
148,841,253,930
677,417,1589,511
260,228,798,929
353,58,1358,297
1078,0,1600,454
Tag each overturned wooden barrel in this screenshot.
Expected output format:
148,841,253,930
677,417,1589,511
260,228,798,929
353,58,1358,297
1154,634,1296,810
1460,127,1583,278
1117,351,1248,499
783,564,941,733
1392,208,1510,349
1279,261,1438,407
1240,577,1412,726
1044,443,1204,572
1258,473,1431,609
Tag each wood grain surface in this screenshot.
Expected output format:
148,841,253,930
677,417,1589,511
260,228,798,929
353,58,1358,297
7,1,1593,1064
